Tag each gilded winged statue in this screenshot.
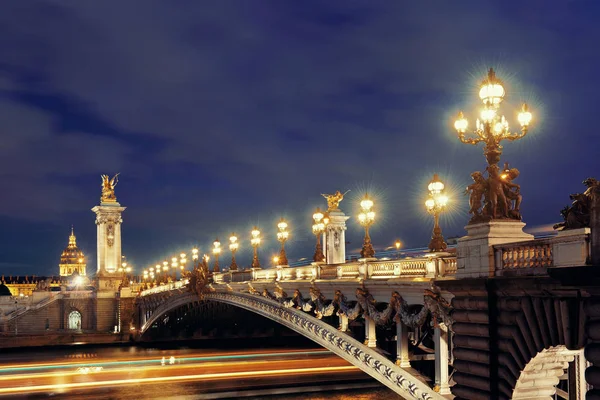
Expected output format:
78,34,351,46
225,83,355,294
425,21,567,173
321,190,350,211
101,173,120,203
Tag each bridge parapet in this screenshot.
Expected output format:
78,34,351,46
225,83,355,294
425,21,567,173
494,227,590,276
211,254,457,285
140,279,189,297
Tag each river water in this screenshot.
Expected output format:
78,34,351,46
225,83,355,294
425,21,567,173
0,340,401,399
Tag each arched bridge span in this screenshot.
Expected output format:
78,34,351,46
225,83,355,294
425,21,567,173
138,289,444,400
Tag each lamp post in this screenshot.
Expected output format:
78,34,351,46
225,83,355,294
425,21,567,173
229,233,239,271
171,257,179,281
425,174,449,252
202,254,210,275
162,261,169,283
212,238,221,273
454,68,533,221
179,252,187,279
276,218,289,266
273,256,279,266
192,248,199,269
250,227,261,269
312,207,325,262
395,240,402,259
358,193,376,258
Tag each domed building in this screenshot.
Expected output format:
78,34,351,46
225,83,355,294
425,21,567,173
59,227,87,277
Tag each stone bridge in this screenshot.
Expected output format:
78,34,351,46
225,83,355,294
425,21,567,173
136,225,599,400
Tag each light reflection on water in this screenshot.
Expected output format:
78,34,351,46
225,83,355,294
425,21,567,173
77,384,400,400
262,387,401,400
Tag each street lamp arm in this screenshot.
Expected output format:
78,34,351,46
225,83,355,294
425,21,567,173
458,132,485,145
500,129,528,142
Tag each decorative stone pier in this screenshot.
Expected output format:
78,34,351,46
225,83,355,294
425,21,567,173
91,174,126,332
324,209,350,264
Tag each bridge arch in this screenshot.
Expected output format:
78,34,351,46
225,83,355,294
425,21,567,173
139,290,444,400
512,345,582,399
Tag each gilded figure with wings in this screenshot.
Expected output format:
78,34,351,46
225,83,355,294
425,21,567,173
101,173,120,203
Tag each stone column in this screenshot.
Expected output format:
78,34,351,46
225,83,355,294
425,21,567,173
338,314,348,332
364,316,377,348
324,210,350,264
396,321,411,367
434,322,451,395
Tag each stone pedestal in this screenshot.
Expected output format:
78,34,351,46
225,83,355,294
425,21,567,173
324,210,350,264
554,227,591,267
457,221,533,278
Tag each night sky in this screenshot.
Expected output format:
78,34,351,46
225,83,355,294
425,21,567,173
1,1,599,277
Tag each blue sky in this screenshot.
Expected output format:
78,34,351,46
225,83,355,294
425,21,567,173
1,1,599,276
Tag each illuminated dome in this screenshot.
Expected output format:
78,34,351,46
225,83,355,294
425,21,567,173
59,227,87,277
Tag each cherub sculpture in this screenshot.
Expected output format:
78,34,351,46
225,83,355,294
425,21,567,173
321,190,350,211
501,167,522,219
465,171,486,220
486,164,509,219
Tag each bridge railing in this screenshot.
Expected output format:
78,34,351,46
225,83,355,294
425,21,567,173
140,279,189,296
212,254,457,284
494,228,590,275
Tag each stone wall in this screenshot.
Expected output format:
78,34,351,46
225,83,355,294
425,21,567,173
96,297,117,332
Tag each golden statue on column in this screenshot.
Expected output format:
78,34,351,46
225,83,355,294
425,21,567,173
321,190,350,211
101,173,119,203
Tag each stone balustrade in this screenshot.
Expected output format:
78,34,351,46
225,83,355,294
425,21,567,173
210,254,457,285
494,228,590,276
139,279,189,296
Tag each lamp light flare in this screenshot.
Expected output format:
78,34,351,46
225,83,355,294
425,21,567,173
518,103,532,127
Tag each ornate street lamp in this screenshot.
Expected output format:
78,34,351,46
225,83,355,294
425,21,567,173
454,68,533,221
395,240,402,259
312,207,326,262
229,233,239,271
162,261,169,282
250,227,261,269
212,238,221,272
425,174,449,252
179,252,187,278
358,193,376,258
202,254,209,274
171,257,179,281
192,247,199,268
276,218,289,266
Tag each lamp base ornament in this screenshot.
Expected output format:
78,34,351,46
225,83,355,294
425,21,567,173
428,226,447,253
360,233,375,259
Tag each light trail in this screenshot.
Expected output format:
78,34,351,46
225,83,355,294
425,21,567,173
0,365,359,395
0,349,331,374
0,357,337,382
